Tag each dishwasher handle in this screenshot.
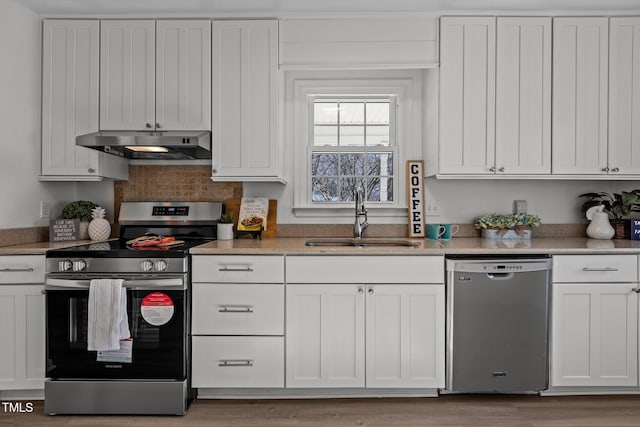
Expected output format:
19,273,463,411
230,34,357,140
486,272,514,280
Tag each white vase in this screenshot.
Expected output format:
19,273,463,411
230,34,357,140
585,205,615,240
217,223,234,241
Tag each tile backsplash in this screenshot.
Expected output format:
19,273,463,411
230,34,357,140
113,165,242,227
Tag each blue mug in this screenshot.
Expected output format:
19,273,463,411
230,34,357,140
426,224,445,240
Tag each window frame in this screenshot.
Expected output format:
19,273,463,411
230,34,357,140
289,70,423,220
308,95,398,206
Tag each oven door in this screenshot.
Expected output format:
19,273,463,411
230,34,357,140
45,276,188,380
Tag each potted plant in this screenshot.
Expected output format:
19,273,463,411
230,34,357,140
474,213,541,239
60,200,97,240
217,213,235,240
579,191,640,239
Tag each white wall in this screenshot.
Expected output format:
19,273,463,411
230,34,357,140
0,0,115,229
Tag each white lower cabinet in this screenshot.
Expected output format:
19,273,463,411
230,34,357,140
0,256,45,393
191,255,285,389
285,256,445,389
550,255,639,388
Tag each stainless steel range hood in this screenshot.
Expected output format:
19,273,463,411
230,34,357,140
76,131,211,160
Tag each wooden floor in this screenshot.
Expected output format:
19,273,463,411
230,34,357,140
3,395,640,426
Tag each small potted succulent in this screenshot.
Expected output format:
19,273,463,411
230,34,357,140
217,213,235,240
579,191,640,239
60,200,97,240
474,213,541,240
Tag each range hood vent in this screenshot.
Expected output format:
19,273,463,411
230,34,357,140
76,131,211,160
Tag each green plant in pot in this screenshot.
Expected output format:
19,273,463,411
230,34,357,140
60,200,97,240
217,213,235,241
579,191,640,239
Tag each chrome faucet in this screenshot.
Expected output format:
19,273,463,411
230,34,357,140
354,189,368,239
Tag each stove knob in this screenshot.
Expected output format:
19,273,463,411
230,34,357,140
59,259,73,272
141,260,154,272
73,260,87,272
154,260,168,272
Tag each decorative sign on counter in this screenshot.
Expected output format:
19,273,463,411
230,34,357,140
632,220,640,240
406,160,425,238
49,219,80,242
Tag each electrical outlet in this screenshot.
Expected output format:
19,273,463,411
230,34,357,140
40,201,51,219
514,200,527,214
426,200,441,217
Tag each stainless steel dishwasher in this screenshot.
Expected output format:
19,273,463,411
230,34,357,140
446,256,552,393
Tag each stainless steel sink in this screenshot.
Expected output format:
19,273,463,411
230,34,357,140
304,238,420,247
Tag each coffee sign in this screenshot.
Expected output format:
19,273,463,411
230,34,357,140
49,219,80,242
406,160,425,238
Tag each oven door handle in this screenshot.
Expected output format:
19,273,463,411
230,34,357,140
45,277,186,290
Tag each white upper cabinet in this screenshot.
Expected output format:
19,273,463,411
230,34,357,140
100,20,211,131
211,20,281,182
156,20,211,131
41,20,127,181
439,16,551,176
439,17,496,175
100,20,156,131
552,17,609,175
495,17,551,175
608,17,640,175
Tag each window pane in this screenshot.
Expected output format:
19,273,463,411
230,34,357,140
366,177,394,202
312,178,339,202
367,177,381,201
339,178,365,202
366,153,393,176
386,177,394,201
341,103,364,124
311,153,338,176
366,125,390,146
341,125,365,146
339,153,365,176
366,103,389,124
314,102,338,124
314,125,338,146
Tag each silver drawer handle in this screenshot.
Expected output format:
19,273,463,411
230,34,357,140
218,267,254,272
218,305,254,313
582,267,619,272
0,267,35,272
218,359,253,367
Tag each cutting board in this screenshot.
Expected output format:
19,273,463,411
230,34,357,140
224,199,277,238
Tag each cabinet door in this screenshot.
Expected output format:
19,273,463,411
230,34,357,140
286,284,365,387
609,17,640,175
156,20,211,131
0,285,45,391
100,20,155,131
211,20,280,180
41,20,100,178
439,17,496,175
495,17,551,175
552,18,608,175
551,283,638,387
365,284,444,388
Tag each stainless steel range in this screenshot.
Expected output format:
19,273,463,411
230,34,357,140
44,201,222,415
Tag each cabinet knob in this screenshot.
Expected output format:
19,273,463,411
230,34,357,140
156,123,161,129
88,168,95,173
145,123,152,129
601,167,609,172
632,287,640,294
611,167,620,173
498,167,505,173
212,169,217,174
367,288,374,295
489,166,496,172
357,287,364,294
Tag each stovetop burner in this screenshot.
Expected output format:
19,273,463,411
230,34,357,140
46,238,213,259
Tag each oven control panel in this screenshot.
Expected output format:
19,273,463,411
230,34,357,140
47,258,188,274
58,259,87,272
141,259,168,272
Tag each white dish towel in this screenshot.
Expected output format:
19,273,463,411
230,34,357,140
87,278,131,351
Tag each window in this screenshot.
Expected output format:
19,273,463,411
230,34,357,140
309,97,396,204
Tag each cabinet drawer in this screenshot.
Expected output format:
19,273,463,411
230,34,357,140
286,255,444,284
0,256,44,284
192,336,284,388
192,255,284,283
192,283,284,335
553,255,638,283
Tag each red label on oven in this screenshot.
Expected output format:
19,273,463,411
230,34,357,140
140,292,174,326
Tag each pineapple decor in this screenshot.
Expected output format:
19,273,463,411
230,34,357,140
88,207,111,241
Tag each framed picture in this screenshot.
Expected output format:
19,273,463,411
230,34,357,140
406,160,425,238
